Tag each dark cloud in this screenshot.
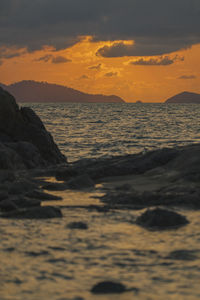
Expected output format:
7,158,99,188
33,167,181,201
178,75,197,79
0,47,25,59
0,0,200,57
88,63,102,70
35,55,53,62
80,75,89,79
104,71,118,77
35,55,71,64
51,56,71,64
130,55,184,66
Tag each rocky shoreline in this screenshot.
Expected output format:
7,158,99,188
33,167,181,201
1,86,200,229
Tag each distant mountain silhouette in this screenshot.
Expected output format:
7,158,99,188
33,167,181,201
0,80,125,103
165,91,200,104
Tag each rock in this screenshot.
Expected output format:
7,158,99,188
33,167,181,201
67,174,94,189
11,196,41,209
67,222,88,230
7,141,46,168
7,179,38,195
0,170,16,183
2,206,62,219
0,199,18,211
0,191,8,201
55,167,79,181
42,182,68,191
25,190,62,201
91,281,127,294
0,87,66,169
136,208,189,230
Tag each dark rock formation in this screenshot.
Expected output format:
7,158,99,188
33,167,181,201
136,208,189,230
2,206,62,219
91,281,127,294
1,80,125,103
165,91,200,104
67,174,95,189
0,87,66,169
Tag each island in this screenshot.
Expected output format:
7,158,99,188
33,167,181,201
0,80,125,103
165,91,200,104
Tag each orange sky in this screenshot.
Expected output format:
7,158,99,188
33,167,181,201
0,37,200,102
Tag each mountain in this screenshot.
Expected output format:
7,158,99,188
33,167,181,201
0,80,125,103
165,91,200,104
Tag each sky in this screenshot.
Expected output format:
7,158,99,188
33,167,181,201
0,0,200,102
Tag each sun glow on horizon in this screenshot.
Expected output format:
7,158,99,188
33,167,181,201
0,36,200,102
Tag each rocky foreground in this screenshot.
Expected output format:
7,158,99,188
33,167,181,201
1,86,200,229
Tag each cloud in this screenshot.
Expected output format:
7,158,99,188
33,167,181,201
35,55,71,64
88,63,102,70
104,71,118,77
129,55,184,66
79,74,89,79
35,55,53,62
178,75,197,79
0,46,26,59
51,56,71,64
0,0,200,57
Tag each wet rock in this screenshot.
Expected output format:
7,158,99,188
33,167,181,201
42,182,68,191
91,281,127,294
136,208,189,230
2,206,62,219
67,222,88,230
67,174,94,189
25,190,62,201
11,196,41,209
0,199,18,211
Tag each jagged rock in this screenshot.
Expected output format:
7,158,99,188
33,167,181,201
2,206,62,219
0,87,66,169
91,281,127,294
136,208,189,230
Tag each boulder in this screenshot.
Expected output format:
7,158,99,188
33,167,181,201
136,208,189,230
0,87,66,169
91,281,127,294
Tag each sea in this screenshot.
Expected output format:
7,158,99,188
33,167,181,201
1,103,200,300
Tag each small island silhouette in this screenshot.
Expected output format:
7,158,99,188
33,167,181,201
165,91,200,104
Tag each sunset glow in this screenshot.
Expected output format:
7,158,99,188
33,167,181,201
1,38,199,102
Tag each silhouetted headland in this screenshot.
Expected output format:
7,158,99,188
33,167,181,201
0,80,125,103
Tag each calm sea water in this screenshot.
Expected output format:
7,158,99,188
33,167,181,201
1,103,200,300
30,103,200,161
